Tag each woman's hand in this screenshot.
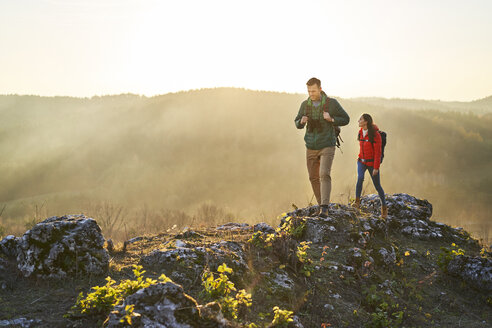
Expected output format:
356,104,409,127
372,169,379,176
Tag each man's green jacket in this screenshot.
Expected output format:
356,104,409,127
294,92,350,150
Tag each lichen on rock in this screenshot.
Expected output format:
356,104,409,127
16,214,109,278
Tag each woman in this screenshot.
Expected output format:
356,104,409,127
354,113,387,218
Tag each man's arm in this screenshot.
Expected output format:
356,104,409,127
330,99,350,127
294,102,307,129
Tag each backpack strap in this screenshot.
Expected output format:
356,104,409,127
322,97,329,113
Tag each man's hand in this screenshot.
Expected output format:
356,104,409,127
301,116,309,124
372,169,379,176
323,112,334,122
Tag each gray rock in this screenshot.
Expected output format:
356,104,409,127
0,317,43,327
378,247,396,266
361,193,432,221
253,222,275,234
141,248,200,267
0,235,20,259
140,241,248,284
400,220,443,240
199,302,235,327
324,304,334,311
175,229,204,240
107,282,234,327
304,218,337,244
271,271,294,290
290,315,304,328
16,215,109,278
216,222,250,231
447,255,492,291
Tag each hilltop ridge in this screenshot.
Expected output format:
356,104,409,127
0,193,490,327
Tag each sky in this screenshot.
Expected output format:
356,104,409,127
0,0,491,101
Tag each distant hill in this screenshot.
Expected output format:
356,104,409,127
350,95,492,113
472,95,492,106
0,88,490,244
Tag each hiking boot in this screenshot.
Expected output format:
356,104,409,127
353,197,361,209
381,205,388,219
320,205,329,218
307,205,320,217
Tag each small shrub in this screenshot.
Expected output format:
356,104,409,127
248,231,274,249
278,217,306,240
67,265,170,318
270,306,294,327
200,263,252,320
120,304,136,325
296,241,314,277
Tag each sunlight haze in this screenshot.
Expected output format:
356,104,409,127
1,0,491,100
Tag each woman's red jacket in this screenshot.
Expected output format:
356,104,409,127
358,125,382,169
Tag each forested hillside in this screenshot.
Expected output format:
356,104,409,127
0,89,490,243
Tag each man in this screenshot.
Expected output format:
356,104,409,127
294,77,350,216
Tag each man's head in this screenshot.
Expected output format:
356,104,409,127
306,77,322,101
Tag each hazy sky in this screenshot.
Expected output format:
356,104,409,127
1,0,491,101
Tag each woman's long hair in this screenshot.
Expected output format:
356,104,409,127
362,113,376,143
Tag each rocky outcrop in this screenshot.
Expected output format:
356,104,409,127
1,193,489,327
286,193,473,243
107,281,235,327
15,215,109,278
447,255,492,291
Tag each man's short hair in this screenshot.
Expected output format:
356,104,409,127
306,77,321,88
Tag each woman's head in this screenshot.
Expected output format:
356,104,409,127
358,113,373,129
359,113,376,142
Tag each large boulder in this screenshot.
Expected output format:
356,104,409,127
16,215,109,278
107,282,234,327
